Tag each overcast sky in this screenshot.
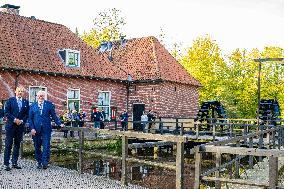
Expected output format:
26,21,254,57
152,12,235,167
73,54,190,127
2,0,284,54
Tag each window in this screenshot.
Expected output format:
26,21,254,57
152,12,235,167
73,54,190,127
58,49,80,67
98,91,111,120
29,86,47,104
67,89,80,111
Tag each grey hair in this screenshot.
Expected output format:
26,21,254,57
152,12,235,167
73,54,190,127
37,90,46,96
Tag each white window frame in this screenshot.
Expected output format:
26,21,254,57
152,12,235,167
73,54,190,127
98,91,111,120
65,49,80,67
29,86,47,104
67,88,80,111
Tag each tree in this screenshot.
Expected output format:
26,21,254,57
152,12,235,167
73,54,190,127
180,35,284,118
222,48,258,118
81,8,126,48
180,35,227,103
258,47,284,118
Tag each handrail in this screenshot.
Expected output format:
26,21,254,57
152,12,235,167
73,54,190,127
194,126,284,189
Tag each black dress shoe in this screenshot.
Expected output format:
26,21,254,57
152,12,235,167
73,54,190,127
12,165,22,169
37,164,42,169
5,166,11,171
42,165,48,169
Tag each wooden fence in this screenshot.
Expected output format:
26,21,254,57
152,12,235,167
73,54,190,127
194,124,284,189
1,119,284,189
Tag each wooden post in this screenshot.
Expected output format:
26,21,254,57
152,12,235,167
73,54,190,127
176,118,179,133
281,128,284,147
243,124,248,146
278,128,282,150
258,126,264,161
249,137,253,169
212,123,216,141
180,123,184,136
271,131,276,149
78,130,84,174
194,146,201,189
229,155,233,179
0,123,2,153
160,122,164,135
121,135,128,186
235,141,240,178
229,124,233,138
215,151,221,189
115,120,118,130
282,129,284,146
269,156,278,189
176,141,184,189
196,121,199,138
154,146,159,159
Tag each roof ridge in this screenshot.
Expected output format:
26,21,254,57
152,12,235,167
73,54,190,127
150,37,162,80
0,12,66,28
0,12,128,80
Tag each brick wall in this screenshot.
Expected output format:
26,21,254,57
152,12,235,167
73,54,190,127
159,82,199,118
0,71,199,120
0,70,127,120
127,81,199,118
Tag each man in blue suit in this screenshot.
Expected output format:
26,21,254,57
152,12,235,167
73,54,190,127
4,87,29,171
29,90,64,169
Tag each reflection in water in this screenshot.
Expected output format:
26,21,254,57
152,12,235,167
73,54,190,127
91,159,150,182
31,146,195,189
85,158,194,189
92,159,151,184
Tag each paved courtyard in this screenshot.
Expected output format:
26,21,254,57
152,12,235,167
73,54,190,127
0,155,147,189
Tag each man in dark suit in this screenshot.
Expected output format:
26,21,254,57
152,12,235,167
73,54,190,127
29,90,64,169
120,110,129,131
4,87,29,171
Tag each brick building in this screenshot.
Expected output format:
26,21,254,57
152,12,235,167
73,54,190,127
0,4,200,125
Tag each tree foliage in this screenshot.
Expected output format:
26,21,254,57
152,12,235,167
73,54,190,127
180,35,227,103
81,8,126,48
179,36,284,118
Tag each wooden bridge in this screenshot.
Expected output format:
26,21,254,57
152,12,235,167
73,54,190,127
1,119,284,189
194,122,284,189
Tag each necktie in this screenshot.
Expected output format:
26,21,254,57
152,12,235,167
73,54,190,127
39,103,43,115
17,99,22,110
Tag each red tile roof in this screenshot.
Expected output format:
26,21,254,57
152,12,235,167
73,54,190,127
0,12,127,80
107,36,201,86
0,12,200,86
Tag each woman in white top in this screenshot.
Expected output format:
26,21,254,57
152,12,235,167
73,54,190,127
141,111,148,133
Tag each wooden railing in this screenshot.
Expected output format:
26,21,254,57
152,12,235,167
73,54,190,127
194,124,284,189
1,119,284,189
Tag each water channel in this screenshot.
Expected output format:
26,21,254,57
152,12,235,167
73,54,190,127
23,142,197,189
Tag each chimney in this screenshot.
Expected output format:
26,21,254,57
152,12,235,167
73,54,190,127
0,4,20,15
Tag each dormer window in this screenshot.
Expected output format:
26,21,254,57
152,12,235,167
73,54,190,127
58,49,80,68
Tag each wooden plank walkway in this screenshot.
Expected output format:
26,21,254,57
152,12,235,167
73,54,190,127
0,155,147,189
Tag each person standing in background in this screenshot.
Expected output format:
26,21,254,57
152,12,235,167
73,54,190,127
60,109,72,138
3,87,29,171
120,110,129,131
91,108,103,129
141,111,148,133
78,109,86,128
100,109,106,129
70,109,79,137
147,110,156,133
